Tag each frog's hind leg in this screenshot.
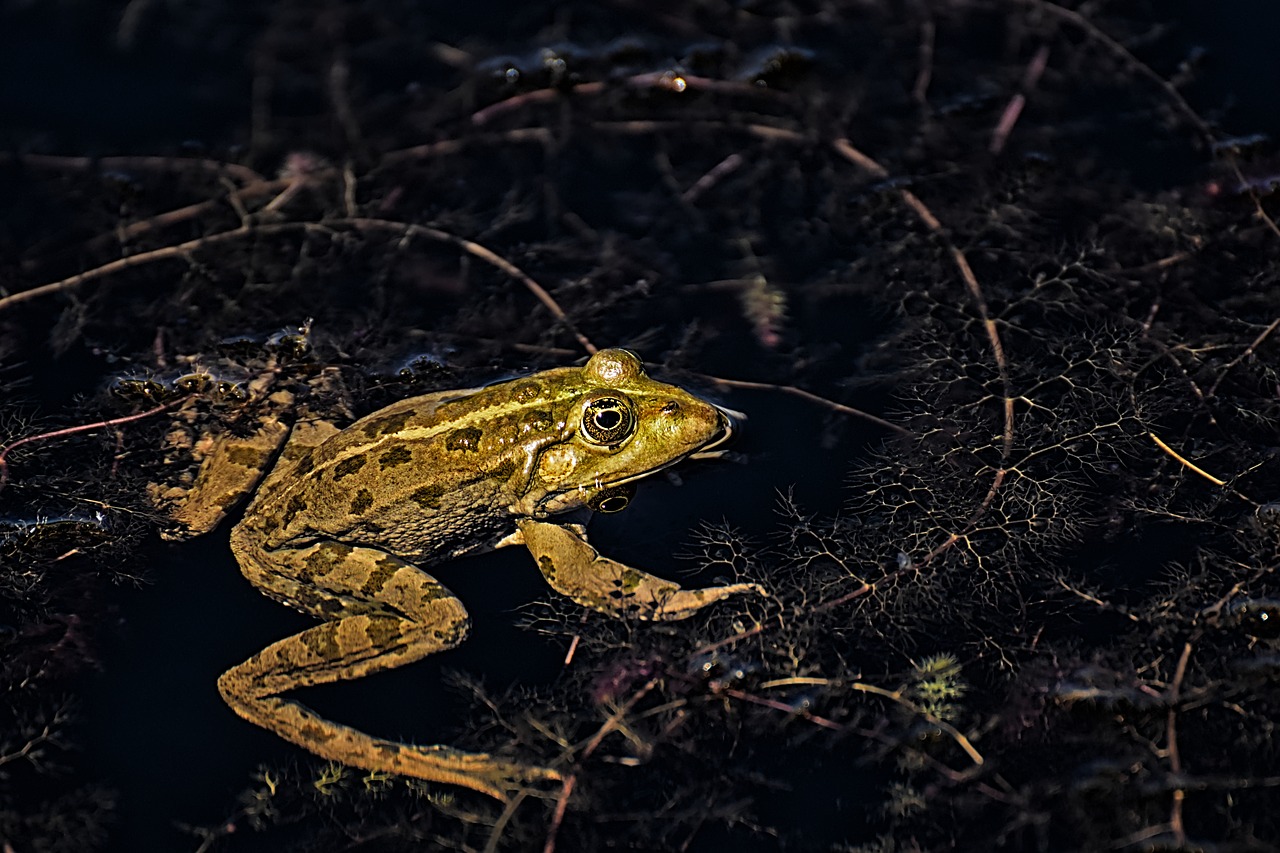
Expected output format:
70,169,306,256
218,538,560,800
157,417,340,539
255,417,342,495
157,419,290,538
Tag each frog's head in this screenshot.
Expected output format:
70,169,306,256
533,348,735,515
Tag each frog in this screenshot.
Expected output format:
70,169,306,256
161,348,764,800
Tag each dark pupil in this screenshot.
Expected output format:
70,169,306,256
595,409,621,429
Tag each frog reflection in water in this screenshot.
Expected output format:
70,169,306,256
167,349,763,799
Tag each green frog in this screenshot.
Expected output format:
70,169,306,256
163,348,763,800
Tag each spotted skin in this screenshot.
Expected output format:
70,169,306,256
220,535,539,799
171,349,763,801
517,518,764,620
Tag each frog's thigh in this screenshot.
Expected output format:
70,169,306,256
255,417,342,495
167,420,290,535
219,543,558,800
517,518,766,622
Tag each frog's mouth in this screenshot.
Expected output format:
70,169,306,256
687,403,742,461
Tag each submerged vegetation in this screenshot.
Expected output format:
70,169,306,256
2,1,1279,850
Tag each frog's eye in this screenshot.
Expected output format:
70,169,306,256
588,484,635,513
581,396,634,445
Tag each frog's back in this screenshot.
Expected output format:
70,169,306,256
239,383,570,561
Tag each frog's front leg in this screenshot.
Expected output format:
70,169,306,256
220,536,561,800
516,518,766,621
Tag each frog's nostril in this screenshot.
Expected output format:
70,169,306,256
661,400,681,415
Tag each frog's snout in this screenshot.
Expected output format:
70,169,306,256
711,407,733,445
714,402,746,435
686,402,738,459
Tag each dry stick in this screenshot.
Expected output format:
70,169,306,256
0,218,597,355
0,225,260,312
112,132,549,243
484,787,538,853
379,128,553,166
471,70,783,126
341,218,596,354
0,397,188,490
1148,432,1258,506
41,130,551,256
1207,316,1280,399
989,44,1050,155
706,376,912,436
1054,576,1141,622
850,682,985,767
727,678,985,769
912,17,936,105
537,678,662,853
1165,641,1194,847
831,138,1014,567
1119,251,1193,276
721,687,844,731
681,153,745,204
539,775,576,853
113,178,291,242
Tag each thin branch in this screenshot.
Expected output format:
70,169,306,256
1164,642,1193,847
850,682,985,767
27,131,550,258
704,375,912,436
1054,577,1141,622
471,71,785,126
721,687,844,731
0,397,188,490
341,218,596,354
990,45,1050,155
831,138,1014,567
1006,0,1213,144
2,217,597,355
0,225,259,313
1148,431,1257,505
539,775,576,853
681,153,746,204
912,17,936,105
1207,316,1280,398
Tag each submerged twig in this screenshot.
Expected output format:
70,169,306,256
0,398,188,490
